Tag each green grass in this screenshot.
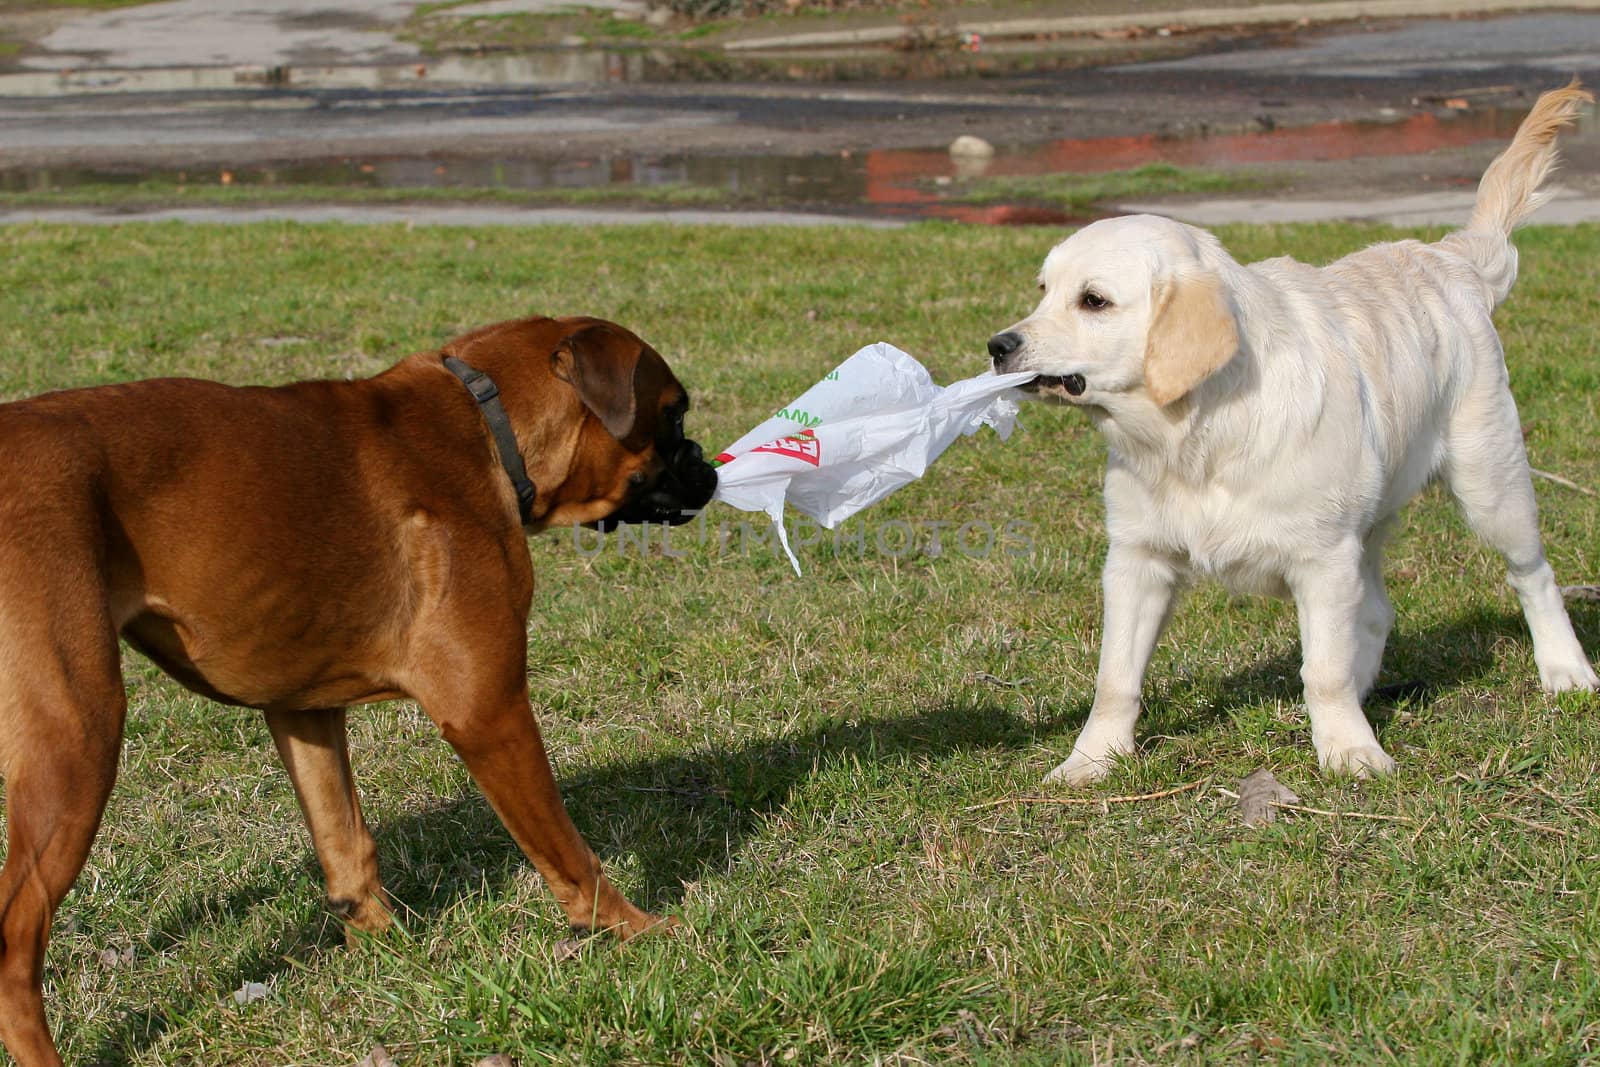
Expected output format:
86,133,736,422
0,168,1267,238
0,165,1248,215
400,6,665,53
950,163,1269,211
1,220,1598,1065
396,0,1400,53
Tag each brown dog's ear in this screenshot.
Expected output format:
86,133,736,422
1143,271,1239,407
550,325,640,441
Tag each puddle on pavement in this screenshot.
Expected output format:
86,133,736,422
0,105,1557,225
876,105,1547,222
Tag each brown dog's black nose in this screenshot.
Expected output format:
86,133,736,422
988,331,1023,365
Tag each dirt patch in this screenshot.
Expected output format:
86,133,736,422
0,7,78,68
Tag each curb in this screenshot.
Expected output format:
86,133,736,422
724,0,1600,51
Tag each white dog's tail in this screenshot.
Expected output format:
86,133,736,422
1448,80,1593,305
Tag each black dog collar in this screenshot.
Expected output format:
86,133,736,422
443,356,538,524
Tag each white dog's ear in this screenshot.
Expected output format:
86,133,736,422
1143,272,1239,407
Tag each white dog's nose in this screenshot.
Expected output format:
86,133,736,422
988,331,1023,365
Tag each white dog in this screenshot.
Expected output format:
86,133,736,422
989,82,1598,785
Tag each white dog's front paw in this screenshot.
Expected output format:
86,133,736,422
1317,741,1397,778
1043,744,1127,787
1539,658,1600,693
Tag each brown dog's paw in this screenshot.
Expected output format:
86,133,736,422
555,913,683,960
552,935,588,963
633,912,685,940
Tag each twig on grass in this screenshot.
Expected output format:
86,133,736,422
968,780,1202,811
1531,468,1598,496
1212,787,1414,824
1530,782,1574,806
1485,812,1570,837
974,671,1032,689
1526,783,1599,824
621,784,728,799
1269,801,1415,824
1408,813,1437,848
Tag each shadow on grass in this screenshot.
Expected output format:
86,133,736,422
86,600,1597,1063
360,695,1058,920
85,698,1048,1064
1142,604,1575,750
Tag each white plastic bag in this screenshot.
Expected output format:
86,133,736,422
712,342,1034,573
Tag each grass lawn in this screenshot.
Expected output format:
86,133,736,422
1,219,1598,1065
0,180,734,211
395,0,1414,53
948,164,1269,212
0,166,1261,216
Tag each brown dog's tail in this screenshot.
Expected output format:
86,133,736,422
1447,79,1593,305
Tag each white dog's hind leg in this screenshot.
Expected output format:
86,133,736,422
1046,545,1179,786
1292,548,1398,776
1445,394,1599,691
1354,520,1398,701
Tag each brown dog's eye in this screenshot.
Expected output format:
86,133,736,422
1081,290,1111,311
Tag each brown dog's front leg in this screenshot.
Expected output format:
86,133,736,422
421,691,666,939
264,707,392,941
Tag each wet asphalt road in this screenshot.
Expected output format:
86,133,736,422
0,10,1597,216
0,14,1596,165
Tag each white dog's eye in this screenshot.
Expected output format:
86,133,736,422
1080,290,1111,311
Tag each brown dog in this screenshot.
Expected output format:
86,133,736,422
0,315,718,1067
